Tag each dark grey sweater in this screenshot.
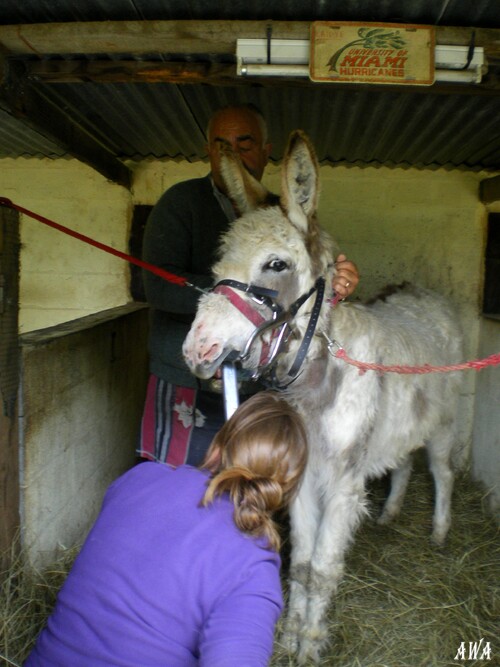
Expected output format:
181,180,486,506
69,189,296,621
142,175,231,387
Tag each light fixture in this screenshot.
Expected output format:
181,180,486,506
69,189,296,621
236,39,486,84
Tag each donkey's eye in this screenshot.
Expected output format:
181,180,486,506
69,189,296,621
264,258,288,272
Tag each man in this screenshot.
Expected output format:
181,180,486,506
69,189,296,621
137,104,359,466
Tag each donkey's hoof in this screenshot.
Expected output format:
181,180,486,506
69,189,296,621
377,510,393,526
431,528,448,547
378,503,402,526
431,517,451,547
280,621,300,654
296,637,323,665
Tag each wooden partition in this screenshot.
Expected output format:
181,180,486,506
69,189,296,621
0,205,20,565
19,303,149,568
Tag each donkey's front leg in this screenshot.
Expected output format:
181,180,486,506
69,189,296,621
297,475,367,664
281,468,321,655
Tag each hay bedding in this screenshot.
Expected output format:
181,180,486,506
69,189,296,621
0,543,77,667
272,457,499,666
1,457,498,667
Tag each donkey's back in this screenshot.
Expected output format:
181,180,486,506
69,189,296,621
321,282,462,494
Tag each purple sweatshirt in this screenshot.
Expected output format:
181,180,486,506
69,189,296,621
25,463,283,666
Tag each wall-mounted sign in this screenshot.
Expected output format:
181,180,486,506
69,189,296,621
310,22,435,86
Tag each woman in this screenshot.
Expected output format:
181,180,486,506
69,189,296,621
25,391,308,667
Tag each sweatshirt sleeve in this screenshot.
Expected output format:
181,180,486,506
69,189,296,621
199,557,283,667
142,183,214,315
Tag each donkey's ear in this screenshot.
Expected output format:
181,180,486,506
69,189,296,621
280,130,319,234
218,141,270,215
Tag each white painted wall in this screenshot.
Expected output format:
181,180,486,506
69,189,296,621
473,194,500,516
472,316,500,517
131,157,207,204
1,157,131,332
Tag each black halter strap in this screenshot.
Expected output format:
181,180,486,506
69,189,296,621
213,279,282,314
212,276,326,389
259,277,326,390
286,277,325,379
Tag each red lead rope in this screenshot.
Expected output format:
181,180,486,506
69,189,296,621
335,347,500,375
2,196,500,376
0,197,188,287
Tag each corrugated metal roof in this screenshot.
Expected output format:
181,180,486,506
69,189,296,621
0,1,499,172
14,82,496,171
0,108,66,158
1,0,499,27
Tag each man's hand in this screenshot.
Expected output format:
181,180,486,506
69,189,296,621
332,254,359,299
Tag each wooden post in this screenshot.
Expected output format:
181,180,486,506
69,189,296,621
0,205,20,566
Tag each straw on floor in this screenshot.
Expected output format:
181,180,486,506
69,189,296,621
272,458,499,666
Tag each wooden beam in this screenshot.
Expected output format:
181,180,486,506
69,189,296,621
0,20,498,60
480,175,500,204
436,26,500,62
0,20,497,94
0,68,132,188
0,20,310,56
23,59,239,85
4,89,132,188
17,58,500,96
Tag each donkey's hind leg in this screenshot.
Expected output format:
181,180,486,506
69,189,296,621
426,426,455,546
378,456,413,526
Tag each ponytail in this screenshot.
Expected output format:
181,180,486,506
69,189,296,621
202,466,284,551
200,391,308,552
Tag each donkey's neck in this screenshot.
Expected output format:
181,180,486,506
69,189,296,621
272,299,331,383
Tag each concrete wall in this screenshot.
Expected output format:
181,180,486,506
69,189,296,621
473,193,500,517
472,316,500,517
19,304,149,568
1,157,131,332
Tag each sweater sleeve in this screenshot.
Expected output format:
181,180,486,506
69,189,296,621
142,181,215,315
199,557,283,667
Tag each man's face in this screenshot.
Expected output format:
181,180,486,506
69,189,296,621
206,108,271,194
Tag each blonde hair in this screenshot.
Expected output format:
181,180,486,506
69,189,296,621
200,391,308,551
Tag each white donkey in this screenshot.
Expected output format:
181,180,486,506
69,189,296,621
183,131,463,663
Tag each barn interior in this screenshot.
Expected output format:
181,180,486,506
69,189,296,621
0,1,499,663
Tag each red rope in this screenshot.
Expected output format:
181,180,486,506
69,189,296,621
335,348,500,375
0,197,188,287
2,196,500,376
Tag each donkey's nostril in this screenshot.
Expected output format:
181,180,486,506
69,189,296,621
201,342,221,363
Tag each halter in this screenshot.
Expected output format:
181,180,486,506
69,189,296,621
212,279,283,325
212,276,326,387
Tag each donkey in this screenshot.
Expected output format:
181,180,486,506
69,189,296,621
183,130,463,663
